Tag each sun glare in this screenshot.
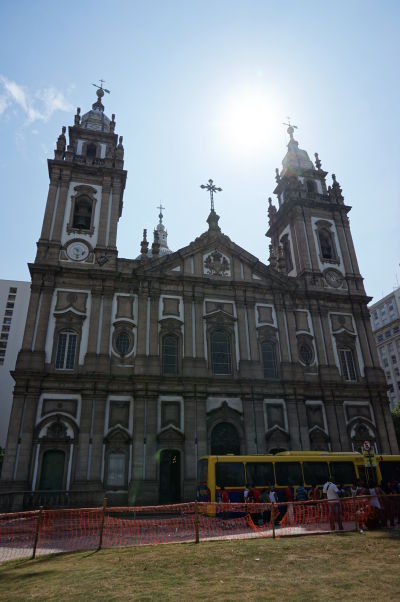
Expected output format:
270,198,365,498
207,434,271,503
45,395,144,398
218,88,282,156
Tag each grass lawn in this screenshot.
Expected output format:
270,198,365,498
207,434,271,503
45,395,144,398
0,530,399,601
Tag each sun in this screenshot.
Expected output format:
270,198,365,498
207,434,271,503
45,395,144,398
218,87,282,156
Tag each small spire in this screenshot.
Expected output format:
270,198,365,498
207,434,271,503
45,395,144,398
314,152,322,170
275,168,281,183
55,126,67,159
140,229,149,258
277,245,286,273
110,113,116,133
268,197,277,226
74,107,81,126
268,244,277,270
330,174,344,205
151,229,160,256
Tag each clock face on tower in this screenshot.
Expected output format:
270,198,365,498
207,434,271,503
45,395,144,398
324,268,344,288
66,241,89,262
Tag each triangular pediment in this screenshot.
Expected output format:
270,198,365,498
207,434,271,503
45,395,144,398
135,227,295,291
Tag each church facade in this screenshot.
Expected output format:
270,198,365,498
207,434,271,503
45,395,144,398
1,89,398,505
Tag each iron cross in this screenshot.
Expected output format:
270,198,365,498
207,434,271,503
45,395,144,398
200,179,222,212
157,203,165,223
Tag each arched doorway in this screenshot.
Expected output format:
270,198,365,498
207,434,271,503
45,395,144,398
39,450,65,490
211,422,240,455
159,449,181,504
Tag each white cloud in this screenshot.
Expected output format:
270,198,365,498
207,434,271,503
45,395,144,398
0,75,73,124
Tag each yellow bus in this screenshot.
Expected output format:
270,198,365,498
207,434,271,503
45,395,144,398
196,451,400,503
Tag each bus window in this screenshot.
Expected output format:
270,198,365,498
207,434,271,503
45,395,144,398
303,462,330,485
275,462,302,486
216,462,245,487
379,461,400,484
198,459,208,483
330,462,356,484
246,462,274,486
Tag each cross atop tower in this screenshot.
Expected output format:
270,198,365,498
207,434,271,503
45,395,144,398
200,178,222,212
283,117,298,141
157,203,165,224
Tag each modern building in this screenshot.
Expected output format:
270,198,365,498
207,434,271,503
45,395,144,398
0,88,397,506
369,287,400,410
0,280,30,448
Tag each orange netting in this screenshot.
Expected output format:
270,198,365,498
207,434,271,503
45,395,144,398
0,495,399,563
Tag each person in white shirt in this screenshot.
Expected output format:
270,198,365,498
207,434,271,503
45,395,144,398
323,481,344,531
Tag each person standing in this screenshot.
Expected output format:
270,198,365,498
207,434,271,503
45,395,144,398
323,480,344,531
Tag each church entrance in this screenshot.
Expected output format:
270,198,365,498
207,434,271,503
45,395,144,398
159,449,181,504
211,422,240,455
39,450,65,490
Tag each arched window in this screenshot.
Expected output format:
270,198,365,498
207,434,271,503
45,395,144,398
338,347,357,382
72,195,93,230
261,341,277,378
211,422,240,455
55,330,77,370
86,143,97,159
162,335,178,375
318,228,335,260
211,330,232,375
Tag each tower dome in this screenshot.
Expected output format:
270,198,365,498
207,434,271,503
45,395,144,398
81,87,111,132
136,205,173,259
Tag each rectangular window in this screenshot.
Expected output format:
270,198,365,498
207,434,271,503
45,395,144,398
5,310,13,317
9,287,17,294
385,330,391,338
0,333,8,340
379,461,400,483
275,462,303,486
392,355,397,364
215,462,245,487
377,334,384,342
2,326,10,333
330,462,356,484
55,332,77,370
0,342,7,349
0,358,4,365
6,302,14,309
393,326,400,334
0,350,5,357
339,349,357,381
303,462,330,485
107,453,126,487
7,294,16,301
383,359,389,367
3,319,11,325
246,462,275,486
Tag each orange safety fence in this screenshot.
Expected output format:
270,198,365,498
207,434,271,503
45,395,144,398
0,495,399,563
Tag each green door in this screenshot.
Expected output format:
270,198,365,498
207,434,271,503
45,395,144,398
39,450,65,490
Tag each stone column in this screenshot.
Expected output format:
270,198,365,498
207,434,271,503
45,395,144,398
96,177,111,247
88,396,106,485
107,180,122,249
51,172,72,243
73,395,93,484
39,169,61,240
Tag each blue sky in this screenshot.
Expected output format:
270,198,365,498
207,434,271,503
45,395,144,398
0,0,399,301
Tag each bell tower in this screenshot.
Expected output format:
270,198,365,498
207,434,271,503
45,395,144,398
36,84,127,270
266,124,364,295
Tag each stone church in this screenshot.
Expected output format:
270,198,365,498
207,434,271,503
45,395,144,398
1,88,398,505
